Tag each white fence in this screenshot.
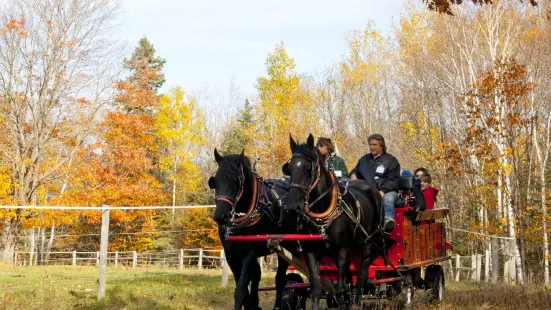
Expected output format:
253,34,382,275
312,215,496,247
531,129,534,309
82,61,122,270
447,252,519,284
14,249,232,269
14,248,280,271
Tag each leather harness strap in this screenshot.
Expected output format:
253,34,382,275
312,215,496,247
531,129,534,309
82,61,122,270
215,164,261,229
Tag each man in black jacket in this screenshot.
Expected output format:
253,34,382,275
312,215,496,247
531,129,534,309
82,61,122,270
350,134,400,232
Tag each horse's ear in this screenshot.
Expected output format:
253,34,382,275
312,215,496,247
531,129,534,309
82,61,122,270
290,134,297,153
307,133,314,149
208,177,216,189
282,163,290,176
239,149,245,159
214,148,223,164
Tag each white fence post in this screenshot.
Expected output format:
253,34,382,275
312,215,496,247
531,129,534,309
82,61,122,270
485,250,490,282
221,250,229,287
476,254,482,282
455,254,460,282
72,250,77,266
115,251,118,267
471,255,476,281
179,249,184,270
98,205,110,300
132,251,137,268
198,249,203,269
504,259,510,283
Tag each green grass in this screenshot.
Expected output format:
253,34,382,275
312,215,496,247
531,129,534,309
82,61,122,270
1,265,550,309
0,265,276,309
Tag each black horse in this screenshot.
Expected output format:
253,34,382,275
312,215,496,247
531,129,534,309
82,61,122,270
283,134,384,309
209,149,298,310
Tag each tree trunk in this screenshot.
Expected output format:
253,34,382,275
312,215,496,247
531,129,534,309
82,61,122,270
39,228,46,265
505,172,524,284
45,225,55,263
28,228,35,266
0,220,21,263
542,180,549,284
172,177,176,224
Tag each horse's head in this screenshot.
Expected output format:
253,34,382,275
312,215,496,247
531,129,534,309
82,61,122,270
283,133,323,212
209,148,250,225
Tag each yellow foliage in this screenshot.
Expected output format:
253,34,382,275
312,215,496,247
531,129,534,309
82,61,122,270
155,86,205,203
251,42,318,177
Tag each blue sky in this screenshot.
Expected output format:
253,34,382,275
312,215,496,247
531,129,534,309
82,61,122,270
116,0,410,100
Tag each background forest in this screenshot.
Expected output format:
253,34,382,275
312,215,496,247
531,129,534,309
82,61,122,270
1,0,551,285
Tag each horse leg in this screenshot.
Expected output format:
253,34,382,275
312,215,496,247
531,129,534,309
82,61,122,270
274,256,289,309
305,250,321,310
336,247,352,309
235,252,254,310
249,258,262,310
354,245,374,307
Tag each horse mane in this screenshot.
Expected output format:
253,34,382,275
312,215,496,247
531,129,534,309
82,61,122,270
219,154,252,181
293,143,326,171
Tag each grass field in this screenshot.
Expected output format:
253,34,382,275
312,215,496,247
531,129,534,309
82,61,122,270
1,265,550,309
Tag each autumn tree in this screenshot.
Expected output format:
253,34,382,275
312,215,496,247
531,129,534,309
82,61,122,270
0,0,122,263
55,37,168,252
252,42,318,176
155,86,205,213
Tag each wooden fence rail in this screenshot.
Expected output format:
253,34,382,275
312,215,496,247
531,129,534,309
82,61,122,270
447,253,517,284
13,249,280,271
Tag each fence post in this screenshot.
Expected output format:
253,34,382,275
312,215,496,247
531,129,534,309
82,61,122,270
485,249,490,282
491,237,499,283
198,249,203,269
14,251,17,265
96,251,100,267
132,251,137,268
471,255,476,281
476,254,482,282
221,250,229,287
72,250,77,266
115,251,118,267
98,205,110,300
179,249,184,270
504,259,510,283
455,254,460,281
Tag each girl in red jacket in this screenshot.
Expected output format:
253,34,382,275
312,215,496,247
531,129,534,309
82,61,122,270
420,174,439,210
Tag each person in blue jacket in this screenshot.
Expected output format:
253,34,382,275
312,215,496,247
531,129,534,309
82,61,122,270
350,134,400,232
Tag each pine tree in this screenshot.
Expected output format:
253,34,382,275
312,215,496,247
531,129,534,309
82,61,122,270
220,99,254,155
116,37,167,114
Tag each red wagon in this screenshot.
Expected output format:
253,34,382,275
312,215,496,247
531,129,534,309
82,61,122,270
228,205,451,309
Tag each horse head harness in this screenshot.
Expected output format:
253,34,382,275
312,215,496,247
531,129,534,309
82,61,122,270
288,153,339,230
215,164,262,230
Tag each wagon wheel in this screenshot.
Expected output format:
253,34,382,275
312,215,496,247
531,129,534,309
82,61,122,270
281,273,307,310
424,265,444,304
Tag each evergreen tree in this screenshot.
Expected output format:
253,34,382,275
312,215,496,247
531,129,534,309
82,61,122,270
221,99,254,155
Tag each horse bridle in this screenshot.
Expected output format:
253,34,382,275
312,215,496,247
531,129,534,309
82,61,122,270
288,153,321,207
288,152,339,221
214,164,245,210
